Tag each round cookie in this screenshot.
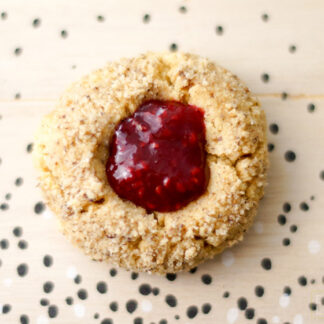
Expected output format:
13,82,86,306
33,52,268,274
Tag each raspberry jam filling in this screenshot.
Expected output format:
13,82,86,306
106,100,209,212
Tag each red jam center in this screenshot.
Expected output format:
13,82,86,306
106,100,209,212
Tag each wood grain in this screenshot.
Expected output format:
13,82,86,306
0,1,323,323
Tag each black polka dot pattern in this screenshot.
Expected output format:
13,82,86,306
43,255,53,267
201,274,212,285
255,285,265,297
17,263,28,277
43,281,54,293
298,276,307,286
285,150,296,162
186,305,198,318
48,305,58,318
261,258,272,270
97,281,108,294
77,288,88,300
139,283,151,295
165,295,177,307
0,4,322,323
237,297,248,310
126,300,137,313
34,202,45,214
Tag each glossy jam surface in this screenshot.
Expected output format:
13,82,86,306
106,100,209,212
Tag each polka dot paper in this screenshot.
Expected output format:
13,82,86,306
0,0,323,323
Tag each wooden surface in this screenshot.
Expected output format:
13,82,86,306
0,1,324,323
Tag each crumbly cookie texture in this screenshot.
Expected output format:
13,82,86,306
34,52,268,274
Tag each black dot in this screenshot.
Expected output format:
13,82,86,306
152,287,160,296
202,303,211,314
126,299,137,313
43,281,54,293
48,305,58,318
0,203,9,211
309,303,317,311
43,255,53,267
20,314,29,324
2,304,11,314
245,308,255,319
320,170,324,180
269,123,279,134
307,103,315,112
289,45,297,53
261,258,272,270
143,14,150,23
77,288,88,300
109,302,118,312
298,276,307,286
311,279,316,284
169,43,178,52
131,272,138,280
40,298,49,306
94,313,99,319
96,281,108,294
32,18,41,27
223,291,230,298
299,202,309,211
65,297,73,305
175,315,180,320
281,92,288,100
165,295,177,307
277,214,286,225
17,263,28,277
15,177,23,186
261,73,270,83
101,319,113,324
0,239,9,249
282,238,291,246
321,297,324,305
179,6,187,13
237,297,248,310
34,202,45,214
134,318,143,324
5,193,11,200
186,305,198,318
215,25,224,35
15,93,21,100
261,13,269,22
74,274,82,284
310,195,315,200
14,47,22,56
201,274,212,285
110,268,117,276
285,150,296,162
1,12,8,20
283,203,291,213
290,224,297,233
97,15,105,22
13,226,23,237
267,143,275,152
18,240,28,249
159,320,167,324
166,273,177,281
283,286,291,295
257,319,268,324
255,285,264,297
139,283,151,295
189,267,197,274
61,30,68,38
26,143,33,153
